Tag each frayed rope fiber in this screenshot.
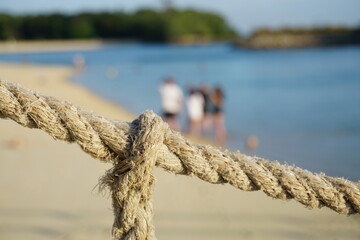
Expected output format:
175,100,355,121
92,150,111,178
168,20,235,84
0,79,359,240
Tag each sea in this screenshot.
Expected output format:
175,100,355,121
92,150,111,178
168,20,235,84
0,43,359,181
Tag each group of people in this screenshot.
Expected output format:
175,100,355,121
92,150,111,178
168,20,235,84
159,77,227,143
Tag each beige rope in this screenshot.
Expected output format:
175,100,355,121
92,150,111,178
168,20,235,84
100,112,166,239
0,79,359,239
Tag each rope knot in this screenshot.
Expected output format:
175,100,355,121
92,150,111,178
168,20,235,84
101,111,168,240
114,110,167,175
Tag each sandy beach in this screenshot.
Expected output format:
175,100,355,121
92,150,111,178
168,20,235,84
0,40,104,54
0,61,359,240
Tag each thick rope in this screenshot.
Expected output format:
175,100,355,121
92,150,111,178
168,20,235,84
99,112,166,240
0,79,359,239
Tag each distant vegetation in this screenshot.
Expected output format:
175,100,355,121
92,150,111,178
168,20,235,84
235,26,360,49
2,9,358,48
0,9,238,43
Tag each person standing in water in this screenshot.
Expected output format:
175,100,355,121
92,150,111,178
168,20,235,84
186,86,205,137
159,77,183,131
212,86,227,143
200,84,213,135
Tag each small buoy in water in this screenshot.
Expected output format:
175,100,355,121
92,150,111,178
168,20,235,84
246,135,259,151
106,67,119,79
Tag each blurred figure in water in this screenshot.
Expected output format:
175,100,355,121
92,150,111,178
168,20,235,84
73,54,86,72
212,86,227,143
159,77,183,131
200,83,213,135
186,86,205,137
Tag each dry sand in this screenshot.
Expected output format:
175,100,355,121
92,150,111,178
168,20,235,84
0,40,104,54
0,62,359,240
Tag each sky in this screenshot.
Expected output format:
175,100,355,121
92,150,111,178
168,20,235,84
1,0,359,34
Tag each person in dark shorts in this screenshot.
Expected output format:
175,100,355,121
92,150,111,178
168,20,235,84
200,84,213,135
159,77,183,131
212,86,227,142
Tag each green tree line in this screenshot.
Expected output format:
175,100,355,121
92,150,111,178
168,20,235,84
0,9,238,43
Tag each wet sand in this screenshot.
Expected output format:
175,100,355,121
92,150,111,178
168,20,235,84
0,62,359,240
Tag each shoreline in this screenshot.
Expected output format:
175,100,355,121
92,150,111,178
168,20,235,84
0,62,135,121
0,62,359,239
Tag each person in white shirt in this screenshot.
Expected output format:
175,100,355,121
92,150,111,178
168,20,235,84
159,77,183,131
186,86,205,137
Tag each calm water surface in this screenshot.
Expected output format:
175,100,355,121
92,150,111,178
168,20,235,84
1,43,359,180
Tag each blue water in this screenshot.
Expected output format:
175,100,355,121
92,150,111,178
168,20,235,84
1,43,359,181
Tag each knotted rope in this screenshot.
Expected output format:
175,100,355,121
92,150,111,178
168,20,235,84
0,79,359,240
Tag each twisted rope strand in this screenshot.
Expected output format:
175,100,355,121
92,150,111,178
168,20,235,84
0,79,359,222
